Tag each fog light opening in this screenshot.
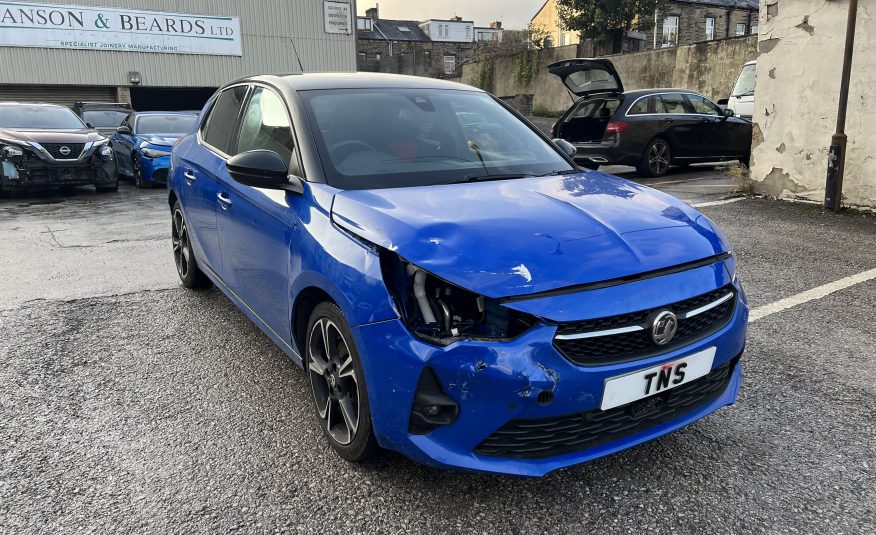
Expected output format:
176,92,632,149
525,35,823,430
409,368,459,435
537,390,555,406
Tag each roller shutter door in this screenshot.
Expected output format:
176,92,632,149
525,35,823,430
0,85,117,107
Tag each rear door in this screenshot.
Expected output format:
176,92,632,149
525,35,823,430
548,58,624,99
657,93,700,158
177,85,249,276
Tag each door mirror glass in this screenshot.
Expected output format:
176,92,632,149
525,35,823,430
116,125,131,135
553,138,577,159
723,108,735,118
226,149,296,191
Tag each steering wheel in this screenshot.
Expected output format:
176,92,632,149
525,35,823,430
330,140,377,164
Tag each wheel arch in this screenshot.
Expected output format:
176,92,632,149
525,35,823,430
291,286,338,355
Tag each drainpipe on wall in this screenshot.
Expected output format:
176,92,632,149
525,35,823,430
653,8,658,48
825,0,859,211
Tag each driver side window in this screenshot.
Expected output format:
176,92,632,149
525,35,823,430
685,94,722,116
235,87,295,164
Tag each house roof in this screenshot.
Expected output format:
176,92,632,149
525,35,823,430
358,19,431,42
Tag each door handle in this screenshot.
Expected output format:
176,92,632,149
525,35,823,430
664,118,674,123
183,169,196,184
217,192,232,209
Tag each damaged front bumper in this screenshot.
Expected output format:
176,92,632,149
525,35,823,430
352,278,748,477
0,144,116,190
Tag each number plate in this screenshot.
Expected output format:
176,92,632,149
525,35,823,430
600,347,716,411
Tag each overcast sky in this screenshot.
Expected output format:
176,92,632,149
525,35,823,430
356,0,546,30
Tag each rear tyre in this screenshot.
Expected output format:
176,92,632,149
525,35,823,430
637,138,672,178
171,201,210,289
306,302,379,462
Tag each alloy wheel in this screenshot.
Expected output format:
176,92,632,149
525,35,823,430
308,318,360,446
171,209,190,279
133,157,143,187
648,141,671,175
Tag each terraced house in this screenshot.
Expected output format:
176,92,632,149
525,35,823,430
532,0,759,53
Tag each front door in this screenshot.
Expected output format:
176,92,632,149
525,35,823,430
111,114,135,175
215,85,300,340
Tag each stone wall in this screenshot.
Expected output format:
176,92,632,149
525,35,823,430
457,36,758,116
750,0,875,208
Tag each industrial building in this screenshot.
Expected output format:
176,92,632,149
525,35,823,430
0,0,356,110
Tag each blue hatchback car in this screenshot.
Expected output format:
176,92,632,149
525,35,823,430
112,111,198,187
168,73,748,476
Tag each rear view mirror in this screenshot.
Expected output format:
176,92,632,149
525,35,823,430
226,149,303,193
116,126,131,135
553,138,577,159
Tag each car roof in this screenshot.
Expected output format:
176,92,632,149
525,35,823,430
0,101,69,108
134,111,198,116
232,72,483,93
621,88,699,98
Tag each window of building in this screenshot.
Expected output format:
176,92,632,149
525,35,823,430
543,35,555,48
375,53,381,60
356,18,372,31
466,25,472,40
357,52,366,60
705,17,715,40
562,32,574,46
736,23,747,36
751,22,759,34
443,55,456,75
662,16,679,48
397,26,410,32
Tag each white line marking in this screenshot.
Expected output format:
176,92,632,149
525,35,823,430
692,197,747,208
749,268,876,322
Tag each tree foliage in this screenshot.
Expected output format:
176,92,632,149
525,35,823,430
468,24,551,89
557,0,669,43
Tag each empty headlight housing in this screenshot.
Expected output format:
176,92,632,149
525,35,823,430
2,145,23,158
379,250,538,345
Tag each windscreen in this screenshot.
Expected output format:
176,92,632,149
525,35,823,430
0,105,85,129
83,110,130,128
732,64,756,97
136,114,198,135
299,89,573,190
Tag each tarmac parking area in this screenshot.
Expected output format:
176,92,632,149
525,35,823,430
1,183,874,534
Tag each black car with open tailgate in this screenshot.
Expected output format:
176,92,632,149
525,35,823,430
549,59,752,177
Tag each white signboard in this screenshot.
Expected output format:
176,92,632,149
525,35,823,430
0,1,242,56
323,1,351,35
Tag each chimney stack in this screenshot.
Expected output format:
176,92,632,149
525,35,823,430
450,15,462,22
490,21,502,30
366,4,379,21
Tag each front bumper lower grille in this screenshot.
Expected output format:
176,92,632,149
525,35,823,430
474,359,737,460
553,285,736,366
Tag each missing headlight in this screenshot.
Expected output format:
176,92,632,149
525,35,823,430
379,249,537,344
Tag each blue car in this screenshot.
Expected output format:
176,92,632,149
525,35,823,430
168,74,748,476
112,111,198,188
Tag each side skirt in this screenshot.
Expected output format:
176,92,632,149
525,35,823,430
200,262,304,368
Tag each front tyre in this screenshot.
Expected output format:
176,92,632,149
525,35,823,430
133,156,148,188
637,138,672,178
306,303,378,462
171,201,209,288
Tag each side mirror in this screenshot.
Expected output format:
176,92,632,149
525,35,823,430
116,126,131,135
553,138,577,159
226,149,302,193
723,108,735,118
85,121,95,129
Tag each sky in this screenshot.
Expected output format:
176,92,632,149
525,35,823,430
355,0,546,30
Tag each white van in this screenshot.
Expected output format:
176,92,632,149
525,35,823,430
727,60,756,120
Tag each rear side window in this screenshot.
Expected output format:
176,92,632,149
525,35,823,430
627,96,665,115
202,86,248,154
684,94,722,116
660,93,694,114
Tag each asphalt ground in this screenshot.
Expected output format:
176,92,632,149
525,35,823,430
1,181,874,534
